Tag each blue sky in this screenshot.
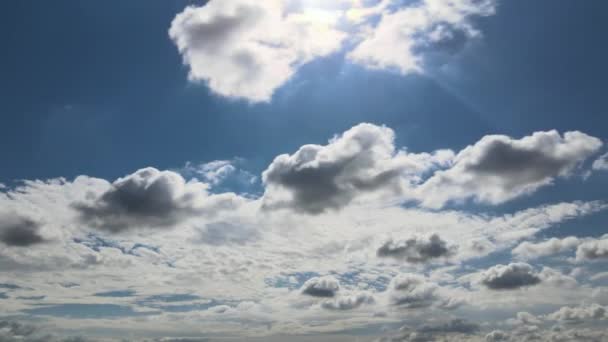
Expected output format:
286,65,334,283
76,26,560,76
1,1,608,341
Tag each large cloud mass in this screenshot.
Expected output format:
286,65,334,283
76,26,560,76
169,0,346,102
170,0,498,102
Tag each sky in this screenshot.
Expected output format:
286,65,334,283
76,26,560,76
1,0,608,341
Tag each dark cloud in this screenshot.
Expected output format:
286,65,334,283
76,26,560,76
262,124,420,214
301,276,340,298
73,168,242,233
377,234,456,263
417,319,480,335
480,263,542,290
419,130,602,207
0,214,45,247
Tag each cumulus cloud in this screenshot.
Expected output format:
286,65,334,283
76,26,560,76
169,0,346,102
388,274,462,309
547,303,607,323
321,291,375,310
169,0,498,102
377,233,456,263
0,213,45,247
73,167,244,233
301,276,340,298
480,263,542,290
576,236,608,261
349,0,497,73
262,123,452,214
512,237,580,260
418,130,602,208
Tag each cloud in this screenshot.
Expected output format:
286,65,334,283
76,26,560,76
262,123,451,214
197,221,260,245
169,0,498,102
388,273,462,309
377,234,456,263
418,130,602,208
169,0,346,102
0,213,45,247
349,0,497,74
576,236,608,261
592,152,608,171
73,167,244,232
512,237,580,260
480,263,542,290
0,320,93,342
485,330,509,341
547,303,607,323
301,276,340,298
320,291,375,310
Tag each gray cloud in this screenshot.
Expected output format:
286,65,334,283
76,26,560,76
262,123,449,214
388,274,462,309
73,167,243,233
0,214,45,247
197,221,259,245
480,263,542,290
377,234,456,263
301,276,340,298
0,320,94,342
419,130,602,208
485,330,509,341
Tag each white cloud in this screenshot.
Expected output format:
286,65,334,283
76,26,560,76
547,303,607,323
170,0,498,102
169,0,347,102
417,130,602,208
592,152,608,171
349,0,497,74
512,237,581,260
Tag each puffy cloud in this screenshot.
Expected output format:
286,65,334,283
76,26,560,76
349,0,497,73
301,276,340,298
547,303,607,323
576,236,608,261
480,263,542,290
388,273,462,309
321,291,375,310
418,130,602,208
169,0,346,102
262,123,452,214
0,213,45,247
592,152,608,171
512,237,580,260
73,167,244,232
377,234,456,263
